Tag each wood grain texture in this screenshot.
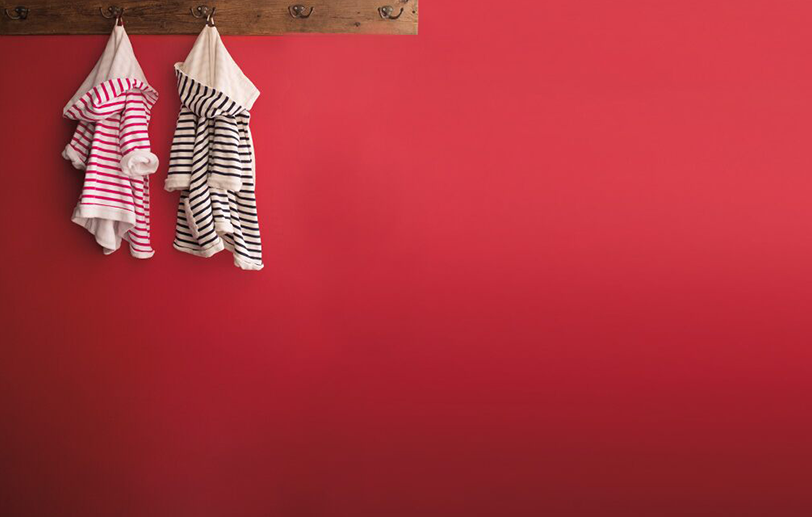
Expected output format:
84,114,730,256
0,0,417,35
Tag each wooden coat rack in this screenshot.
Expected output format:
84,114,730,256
0,0,418,35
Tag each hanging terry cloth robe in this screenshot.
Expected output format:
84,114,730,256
62,26,159,258
165,25,263,270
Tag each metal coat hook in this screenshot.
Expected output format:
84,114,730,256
191,5,216,26
100,6,124,25
4,5,29,19
288,5,313,19
378,5,403,20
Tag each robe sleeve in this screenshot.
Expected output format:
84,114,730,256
62,121,95,170
119,90,159,177
164,108,195,192
237,115,255,188
206,115,243,192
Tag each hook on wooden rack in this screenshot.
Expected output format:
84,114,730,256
100,6,124,25
4,5,29,20
191,5,216,26
378,5,403,20
288,5,313,19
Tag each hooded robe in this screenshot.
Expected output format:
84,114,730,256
62,25,159,258
165,25,263,270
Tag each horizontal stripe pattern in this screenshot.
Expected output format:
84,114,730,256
167,69,263,270
64,78,158,257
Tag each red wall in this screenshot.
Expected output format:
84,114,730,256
2,1,812,515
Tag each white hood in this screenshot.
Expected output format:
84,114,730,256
63,26,152,114
175,25,260,110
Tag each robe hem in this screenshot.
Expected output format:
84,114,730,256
173,240,225,258
173,240,263,271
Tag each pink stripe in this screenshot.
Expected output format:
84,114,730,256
84,186,133,197
120,120,147,128
68,144,88,158
85,177,142,191
84,185,142,200
94,130,118,139
121,137,150,144
95,122,119,131
82,99,125,114
71,134,90,147
70,140,89,153
81,194,135,207
85,182,145,199
85,105,124,116
100,82,111,102
86,170,132,181
87,153,119,164
79,201,134,213
88,145,121,157
87,161,122,172
85,177,139,189
89,136,121,147
96,129,120,138
76,126,94,141
120,129,148,139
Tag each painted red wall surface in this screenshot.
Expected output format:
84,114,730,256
2,1,812,515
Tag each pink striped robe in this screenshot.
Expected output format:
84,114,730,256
62,27,159,258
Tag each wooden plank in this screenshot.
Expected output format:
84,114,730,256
0,0,417,35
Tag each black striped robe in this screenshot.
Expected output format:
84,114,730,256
165,69,263,270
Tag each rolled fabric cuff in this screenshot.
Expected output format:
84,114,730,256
120,150,159,177
62,145,86,170
165,174,191,192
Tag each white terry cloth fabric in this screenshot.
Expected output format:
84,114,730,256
62,26,159,258
165,25,263,270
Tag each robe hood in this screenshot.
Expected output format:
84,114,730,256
175,25,260,111
62,26,159,178
64,25,156,115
